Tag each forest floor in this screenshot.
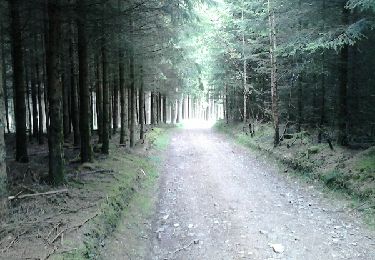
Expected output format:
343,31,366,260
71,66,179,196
99,120,375,260
0,127,169,260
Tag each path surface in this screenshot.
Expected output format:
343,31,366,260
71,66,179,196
148,126,375,260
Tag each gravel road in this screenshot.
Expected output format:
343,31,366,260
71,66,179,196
148,126,375,260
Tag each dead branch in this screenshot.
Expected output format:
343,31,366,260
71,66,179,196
171,240,196,255
8,189,68,201
17,184,37,194
71,169,115,177
1,230,28,253
50,213,99,244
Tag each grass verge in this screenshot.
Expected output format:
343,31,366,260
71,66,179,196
52,127,170,259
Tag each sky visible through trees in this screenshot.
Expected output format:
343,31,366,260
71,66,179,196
0,0,373,191
0,0,375,256
0,0,375,258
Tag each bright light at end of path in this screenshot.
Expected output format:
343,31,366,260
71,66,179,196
182,119,217,129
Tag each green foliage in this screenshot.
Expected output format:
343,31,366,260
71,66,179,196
355,147,375,173
347,0,375,11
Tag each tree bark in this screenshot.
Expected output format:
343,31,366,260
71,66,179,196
77,0,93,162
268,0,280,147
62,73,70,139
101,41,109,154
108,80,113,139
1,23,9,133
150,91,156,125
187,95,190,119
0,34,7,212
318,52,326,143
176,98,181,123
113,75,119,134
119,50,127,145
338,6,349,146
25,61,33,141
139,69,144,140
10,0,29,162
70,25,80,146
181,95,185,120
129,53,136,148
43,0,50,133
171,100,176,124
163,95,167,124
36,59,44,145
42,56,49,133
46,0,64,184
297,73,303,132
296,0,303,133
95,54,103,143
242,5,248,124
31,49,39,139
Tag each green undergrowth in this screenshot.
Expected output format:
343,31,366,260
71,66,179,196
53,127,170,259
216,121,375,226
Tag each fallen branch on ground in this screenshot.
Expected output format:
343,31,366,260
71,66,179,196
8,189,68,201
1,230,28,253
171,239,197,255
50,213,99,244
71,169,115,177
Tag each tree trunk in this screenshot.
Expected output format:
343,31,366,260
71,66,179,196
90,89,94,134
268,0,280,147
46,0,64,184
77,0,93,162
95,54,103,143
10,0,29,162
318,53,326,143
0,35,7,212
338,6,349,146
181,95,185,120
70,26,80,146
242,6,248,124
129,53,135,148
297,74,303,132
171,100,176,124
25,63,32,141
128,78,131,129
139,69,144,140
296,0,303,133
109,81,112,139
62,73,70,139
150,91,155,125
113,76,119,134
30,37,39,140
119,50,127,145
176,98,181,123
1,23,9,133
187,95,191,119
43,57,49,133
36,60,44,145
43,0,50,133
31,54,39,139
163,95,167,124
101,41,109,154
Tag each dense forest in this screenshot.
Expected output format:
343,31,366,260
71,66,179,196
0,0,374,198
0,0,374,258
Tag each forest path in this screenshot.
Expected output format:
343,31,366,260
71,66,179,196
148,123,375,260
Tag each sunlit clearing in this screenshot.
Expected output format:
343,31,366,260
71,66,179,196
182,119,217,129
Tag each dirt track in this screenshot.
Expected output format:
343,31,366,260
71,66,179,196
101,125,375,260
148,126,375,260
